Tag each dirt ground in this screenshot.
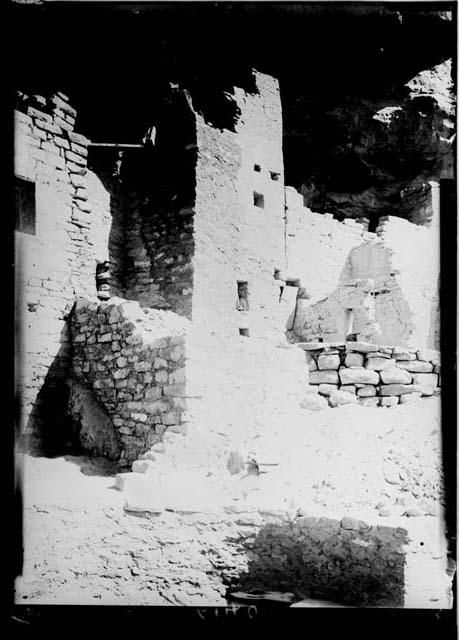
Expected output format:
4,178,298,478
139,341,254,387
14,396,447,605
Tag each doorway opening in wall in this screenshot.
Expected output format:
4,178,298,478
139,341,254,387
237,281,249,311
15,177,36,235
253,191,265,208
368,215,380,233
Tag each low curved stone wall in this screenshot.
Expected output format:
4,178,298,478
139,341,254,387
300,341,440,407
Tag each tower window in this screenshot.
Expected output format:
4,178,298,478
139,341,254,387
253,192,264,208
239,328,250,337
236,281,249,311
15,177,36,235
254,164,261,172
270,171,280,181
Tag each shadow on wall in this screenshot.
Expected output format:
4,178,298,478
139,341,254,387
226,518,406,607
21,323,76,458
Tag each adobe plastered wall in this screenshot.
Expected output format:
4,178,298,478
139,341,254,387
290,187,440,349
192,72,288,339
177,72,307,450
14,94,111,450
284,186,369,303
340,211,440,349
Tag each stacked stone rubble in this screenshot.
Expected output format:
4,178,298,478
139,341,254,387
302,341,440,407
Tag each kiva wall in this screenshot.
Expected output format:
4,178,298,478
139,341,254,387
70,298,189,464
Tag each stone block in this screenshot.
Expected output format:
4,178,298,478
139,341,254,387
416,349,440,363
317,354,340,370
380,368,412,385
341,517,370,531
145,388,162,401
115,473,131,490
300,394,328,411
366,351,391,359
297,342,326,351
162,384,187,397
162,411,181,426
357,385,376,397
134,361,151,372
308,359,318,372
309,370,339,385
379,384,420,396
65,150,86,165
380,396,399,407
340,385,357,394
131,413,148,422
396,360,433,373
346,342,377,353
169,368,186,384
339,367,379,385
393,352,416,361
69,131,89,146
155,370,168,384
114,368,130,380
318,383,338,396
329,389,357,407
132,460,155,474
359,397,379,407
399,393,422,404
344,352,364,368
410,373,438,387
365,357,396,371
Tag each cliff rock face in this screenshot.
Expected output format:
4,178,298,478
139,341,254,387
286,59,455,223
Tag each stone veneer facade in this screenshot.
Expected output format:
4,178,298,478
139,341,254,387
301,341,440,408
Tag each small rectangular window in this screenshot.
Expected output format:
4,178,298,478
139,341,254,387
270,171,280,181
236,281,249,311
239,328,250,337
254,164,261,172
15,177,36,235
253,191,264,208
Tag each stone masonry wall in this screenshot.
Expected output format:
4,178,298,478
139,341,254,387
69,297,189,464
301,340,440,408
14,93,106,450
121,93,197,317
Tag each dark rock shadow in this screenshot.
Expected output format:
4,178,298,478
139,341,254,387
62,453,123,477
225,518,406,608
19,322,76,458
